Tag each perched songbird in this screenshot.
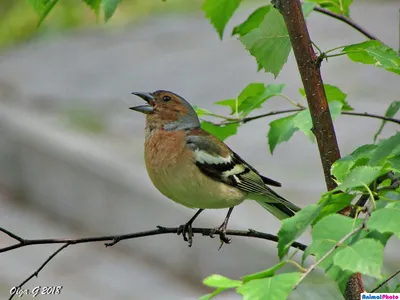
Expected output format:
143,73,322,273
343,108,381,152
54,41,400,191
131,90,301,246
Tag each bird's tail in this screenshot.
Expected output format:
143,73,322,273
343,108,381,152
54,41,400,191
250,191,301,220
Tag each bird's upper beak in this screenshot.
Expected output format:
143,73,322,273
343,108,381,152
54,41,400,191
130,92,154,114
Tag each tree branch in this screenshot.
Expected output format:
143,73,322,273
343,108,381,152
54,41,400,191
9,244,69,300
313,6,380,42
0,226,307,254
219,109,400,126
370,269,400,293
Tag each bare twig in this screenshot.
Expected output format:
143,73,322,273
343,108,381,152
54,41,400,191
0,226,308,254
9,244,69,300
313,6,380,42
371,269,400,293
218,108,400,126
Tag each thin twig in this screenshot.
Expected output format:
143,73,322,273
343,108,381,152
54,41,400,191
370,269,400,293
313,6,380,41
9,244,69,300
218,109,400,126
0,226,308,254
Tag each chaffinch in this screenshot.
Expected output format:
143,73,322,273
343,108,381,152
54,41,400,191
130,90,301,246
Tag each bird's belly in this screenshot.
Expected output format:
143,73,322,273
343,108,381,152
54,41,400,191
148,166,246,209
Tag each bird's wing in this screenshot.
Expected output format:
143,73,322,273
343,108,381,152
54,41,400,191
185,129,301,219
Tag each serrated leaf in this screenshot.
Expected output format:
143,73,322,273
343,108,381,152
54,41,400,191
237,273,301,300
238,84,285,116
374,101,400,142
194,106,213,117
83,0,101,15
203,0,242,39
334,166,382,191
303,214,364,263
333,239,384,278
315,193,355,224
292,101,343,142
215,99,237,115
369,132,400,166
331,144,377,181
388,155,400,173
305,0,353,17
343,41,400,75
268,114,299,154
203,274,242,288
240,8,290,77
368,207,400,238
28,0,60,25
366,230,393,247
232,5,271,36
201,121,239,141
239,5,314,77
278,204,322,259
103,0,121,21
242,262,286,282
199,288,226,300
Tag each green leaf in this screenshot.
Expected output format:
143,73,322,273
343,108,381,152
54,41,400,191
333,239,384,278
203,274,242,288
374,101,400,142
368,207,400,238
369,132,400,166
238,84,285,116
232,6,271,36
28,0,60,25
83,0,101,16
299,84,353,111
240,8,290,77
199,288,226,300
201,121,239,141
202,0,242,39
278,204,322,259
305,0,353,17
343,41,400,75
292,101,343,142
268,114,299,154
334,166,382,191
242,262,286,282
239,5,314,77
331,144,377,181
215,99,237,115
388,155,400,173
315,193,355,224
237,273,301,300
194,106,213,117
303,214,364,264
103,0,121,21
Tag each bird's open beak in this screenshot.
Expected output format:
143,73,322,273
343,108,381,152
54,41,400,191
130,92,154,114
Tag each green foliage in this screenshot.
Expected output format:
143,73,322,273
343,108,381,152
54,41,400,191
268,114,298,154
103,0,121,21
374,101,400,141
343,41,400,75
368,207,400,238
305,0,353,16
278,204,322,259
299,84,353,111
203,274,242,288
83,0,101,16
28,0,60,25
333,239,384,278
202,0,242,39
237,4,315,77
201,121,239,141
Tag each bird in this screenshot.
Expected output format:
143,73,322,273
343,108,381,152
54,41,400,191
130,90,301,247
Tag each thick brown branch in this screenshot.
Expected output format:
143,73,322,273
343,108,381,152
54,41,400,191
273,0,341,191
313,6,380,42
0,226,307,254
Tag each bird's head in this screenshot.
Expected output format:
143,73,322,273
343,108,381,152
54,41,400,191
130,90,200,131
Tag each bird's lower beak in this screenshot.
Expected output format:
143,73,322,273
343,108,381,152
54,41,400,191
130,92,154,114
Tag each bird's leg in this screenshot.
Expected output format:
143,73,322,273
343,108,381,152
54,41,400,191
177,209,204,247
210,207,234,246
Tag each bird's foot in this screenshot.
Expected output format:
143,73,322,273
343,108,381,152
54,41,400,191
209,224,231,249
177,222,194,247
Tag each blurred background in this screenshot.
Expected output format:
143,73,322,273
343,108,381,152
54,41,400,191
0,0,399,299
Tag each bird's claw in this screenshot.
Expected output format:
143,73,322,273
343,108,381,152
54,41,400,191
178,223,194,247
209,226,231,249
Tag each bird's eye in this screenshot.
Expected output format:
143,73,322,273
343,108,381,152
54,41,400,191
162,95,171,102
